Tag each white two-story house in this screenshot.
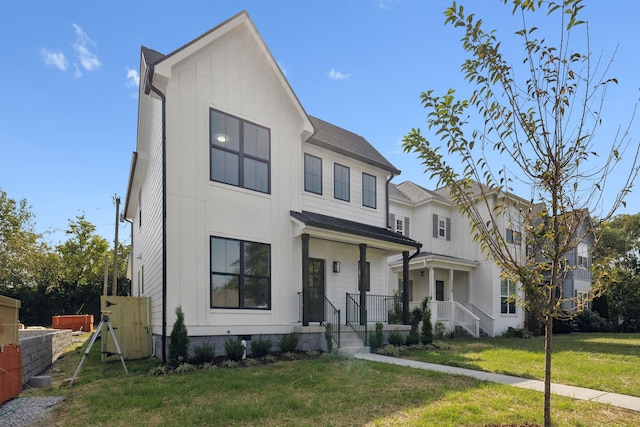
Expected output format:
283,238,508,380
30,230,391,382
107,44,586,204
124,11,421,361
387,181,529,337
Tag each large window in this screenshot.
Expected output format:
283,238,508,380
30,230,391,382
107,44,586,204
334,163,350,201
304,154,322,194
210,109,270,193
362,173,376,208
210,237,271,309
501,279,516,314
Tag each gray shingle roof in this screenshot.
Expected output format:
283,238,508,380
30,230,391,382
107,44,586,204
291,210,421,249
308,116,400,175
391,181,450,205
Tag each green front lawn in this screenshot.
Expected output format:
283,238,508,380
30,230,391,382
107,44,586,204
400,333,640,397
17,332,640,426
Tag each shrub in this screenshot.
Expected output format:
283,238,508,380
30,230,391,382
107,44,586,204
324,322,334,353
434,321,446,340
168,306,189,366
502,327,532,339
409,306,423,332
575,310,611,332
250,335,272,358
224,337,245,361
190,341,215,364
421,303,434,345
279,332,299,353
369,322,384,352
175,362,195,374
387,331,405,346
405,330,420,345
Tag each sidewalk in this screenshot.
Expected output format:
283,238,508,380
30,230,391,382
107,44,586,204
353,352,640,412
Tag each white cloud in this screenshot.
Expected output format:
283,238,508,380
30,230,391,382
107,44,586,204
71,23,101,72
328,68,351,81
377,0,400,10
126,67,139,87
40,49,67,71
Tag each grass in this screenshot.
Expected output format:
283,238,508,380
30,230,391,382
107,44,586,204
400,333,640,397
16,333,640,426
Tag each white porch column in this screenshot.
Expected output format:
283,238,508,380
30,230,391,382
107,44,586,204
429,267,435,301
449,268,455,324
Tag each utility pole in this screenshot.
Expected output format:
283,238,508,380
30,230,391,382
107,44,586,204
112,196,120,296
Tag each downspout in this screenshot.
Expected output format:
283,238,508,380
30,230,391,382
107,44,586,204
386,174,394,229
125,217,133,296
145,63,168,364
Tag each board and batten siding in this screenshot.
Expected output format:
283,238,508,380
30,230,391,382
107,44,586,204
158,22,308,335
301,144,390,229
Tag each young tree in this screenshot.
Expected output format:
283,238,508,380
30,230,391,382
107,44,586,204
169,305,189,365
402,1,639,425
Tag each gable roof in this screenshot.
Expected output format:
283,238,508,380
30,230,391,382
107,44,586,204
390,181,451,206
307,116,401,175
142,10,313,139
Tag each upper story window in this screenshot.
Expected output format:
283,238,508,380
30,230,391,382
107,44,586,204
501,279,517,314
396,217,404,236
304,154,322,194
506,228,522,245
577,243,590,268
362,173,377,209
210,109,270,194
334,163,350,202
433,214,451,240
210,236,271,309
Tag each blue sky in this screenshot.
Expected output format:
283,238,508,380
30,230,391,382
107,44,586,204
1,0,638,246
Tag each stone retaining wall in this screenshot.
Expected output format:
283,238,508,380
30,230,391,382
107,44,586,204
19,329,72,385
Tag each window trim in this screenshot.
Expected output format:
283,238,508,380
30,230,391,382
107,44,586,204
209,109,271,194
500,279,517,315
396,217,404,236
506,228,522,245
304,153,323,195
362,172,377,209
210,236,271,310
333,162,350,202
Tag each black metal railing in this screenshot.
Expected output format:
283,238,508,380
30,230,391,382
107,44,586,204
324,297,341,349
345,293,368,345
347,293,403,324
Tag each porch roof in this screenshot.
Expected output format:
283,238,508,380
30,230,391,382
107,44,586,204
290,210,422,253
390,251,479,271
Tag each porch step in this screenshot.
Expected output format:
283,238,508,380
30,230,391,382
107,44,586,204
337,330,367,356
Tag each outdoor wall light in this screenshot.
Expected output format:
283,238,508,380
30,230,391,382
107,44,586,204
333,261,341,273
420,270,425,277
215,133,228,143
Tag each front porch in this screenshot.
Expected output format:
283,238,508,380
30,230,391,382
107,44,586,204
391,252,496,337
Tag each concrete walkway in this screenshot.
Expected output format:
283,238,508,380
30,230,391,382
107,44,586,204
353,352,640,412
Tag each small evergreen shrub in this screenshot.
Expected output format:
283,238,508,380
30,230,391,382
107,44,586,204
369,322,385,352
575,310,611,332
190,341,215,364
279,332,299,352
387,331,405,346
421,305,434,345
168,306,189,366
250,335,273,358
434,321,446,340
224,337,245,361
324,322,334,353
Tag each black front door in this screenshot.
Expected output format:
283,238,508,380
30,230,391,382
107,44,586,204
305,258,325,323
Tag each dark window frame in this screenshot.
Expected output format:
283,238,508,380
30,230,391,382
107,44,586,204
500,279,517,315
210,236,271,310
334,163,350,202
209,109,271,194
304,153,323,195
362,172,377,209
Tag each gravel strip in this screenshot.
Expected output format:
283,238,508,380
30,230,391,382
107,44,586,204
0,396,64,427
